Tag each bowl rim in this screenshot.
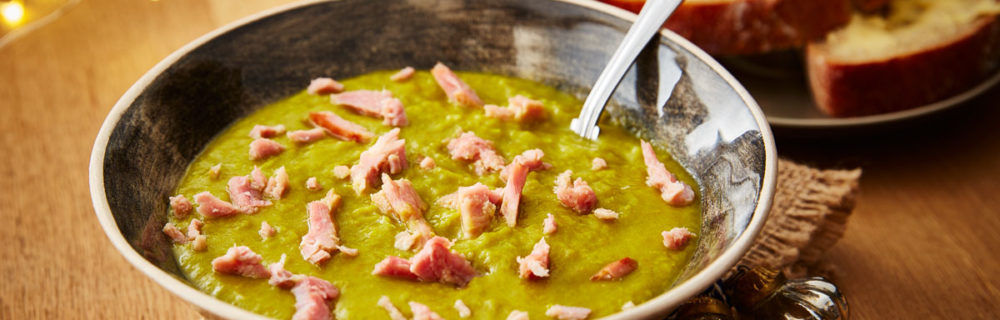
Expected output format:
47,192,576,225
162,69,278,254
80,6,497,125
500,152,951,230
88,0,777,319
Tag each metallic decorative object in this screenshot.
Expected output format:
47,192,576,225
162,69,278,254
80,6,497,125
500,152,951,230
724,266,849,320
670,295,735,320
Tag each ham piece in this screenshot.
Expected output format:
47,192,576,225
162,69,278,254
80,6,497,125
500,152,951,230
543,213,557,235
265,166,289,199
390,66,415,82
553,170,597,214
299,190,346,265
410,301,445,320
590,257,638,281
287,127,327,144
499,149,547,226
377,296,408,320
662,227,696,250
516,238,550,280
249,124,286,139
330,90,408,126
290,276,340,320
641,140,695,206
307,77,344,95
351,128,407,194
249,138,285,160
259,221,276,239
484,95,546,122
456,183,500,239
506,310,530,320
373,236,478,287
187,219,204,239
431,62,483,108
227,175,271,214
371,174,435,248
308,111,373,143
419,156,436,170
269,254,302,289
191,235,207,252
194,191,240,219
169,194,192,218
545,305,592,320
333,165,350,179
592,157,608,171
211,246,270,279
305,177,322,191
162,223,188,244
447,131,506,175
593,208,619,221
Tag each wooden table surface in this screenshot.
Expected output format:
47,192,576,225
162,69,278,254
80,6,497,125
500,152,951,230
1,0,997,318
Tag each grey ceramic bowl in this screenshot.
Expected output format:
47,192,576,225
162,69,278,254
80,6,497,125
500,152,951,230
89,0,776,318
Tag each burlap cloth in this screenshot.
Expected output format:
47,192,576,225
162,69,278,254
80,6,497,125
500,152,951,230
734,159,862,278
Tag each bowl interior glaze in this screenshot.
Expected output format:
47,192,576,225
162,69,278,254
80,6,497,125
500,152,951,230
90,0,776,318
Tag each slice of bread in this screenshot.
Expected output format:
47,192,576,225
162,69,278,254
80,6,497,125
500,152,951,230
806,0,1000,117
660,0,853,55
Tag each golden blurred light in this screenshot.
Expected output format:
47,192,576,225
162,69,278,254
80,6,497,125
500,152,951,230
2,1,25,26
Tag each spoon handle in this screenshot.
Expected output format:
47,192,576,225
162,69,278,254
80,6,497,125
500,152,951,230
571,0,682,140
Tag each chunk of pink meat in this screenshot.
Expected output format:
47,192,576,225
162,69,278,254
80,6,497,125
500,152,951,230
259,221,276,239
187,219,204,239
333,165,350,179
553,170,597,214
308,111,373,143
593,208,619,221
662,227,696,250
506,310,530,320
431,62,483,108
456,183,498,239
641,140,695,206
592,157,608,170
299,192,344,265
162,223,188,244
390,66,415,82
545,305,592,320
290,276,340,320
409,301,445,320
516,238,550,280
269,254,302,289
227,175,272,214
191,235,207,251
194,191,240,218
447,132,505,175
306,177,322,191
371,174,435,246
250,166,268,190
394,231,418,251
307,77,344,95
351,128,407,194
591,257,638,281
498,149,547,226
483,95,546,122
248,138,285,160
265,166,289,199
287,127,327,144
169,194,192,218
408,237,478,287
377,296,408,320
499,148,549,181
211,246,271,279
543,213,557,235
330,90,409,126
249,124,286,139
419,156,436,170
372,256,419,280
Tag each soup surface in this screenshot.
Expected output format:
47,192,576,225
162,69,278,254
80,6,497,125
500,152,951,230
169,70,700,319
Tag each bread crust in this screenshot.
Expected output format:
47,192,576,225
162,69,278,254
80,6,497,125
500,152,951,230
661,0,852,55
806,15,1000,117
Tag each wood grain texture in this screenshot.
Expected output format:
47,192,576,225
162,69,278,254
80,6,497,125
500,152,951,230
0,0,998,319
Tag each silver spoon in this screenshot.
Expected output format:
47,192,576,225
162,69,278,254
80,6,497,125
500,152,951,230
571,0,682,140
